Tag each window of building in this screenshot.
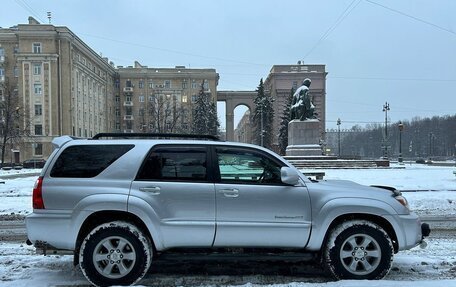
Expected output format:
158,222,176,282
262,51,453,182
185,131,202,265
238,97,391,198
148,95,154,102
0,48,4,56
126,80,132,87
164,80,171,89
203,80,209,90
115,95,120,103
34,143,43,156
33,43,42,54
191,81,198,89
35,124,43,135
292,81,298,90
139,95,144,102
34,84,42,95
115,108,120,116
34,105,42,116
182,95,187,103
125,95,132,102
13,46,19,54
182,80,187,89
115,123,121,130
126,107,132,115
139,80,144,89
136,146,208,181
148,81,153,89
33,64,41,75
13,66,18,77
191,95,197,103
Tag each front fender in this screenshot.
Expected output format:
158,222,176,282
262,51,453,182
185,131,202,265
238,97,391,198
306,197,398,251
127,195,165,251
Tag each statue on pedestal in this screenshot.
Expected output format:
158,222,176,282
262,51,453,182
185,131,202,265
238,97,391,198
290,78,317,121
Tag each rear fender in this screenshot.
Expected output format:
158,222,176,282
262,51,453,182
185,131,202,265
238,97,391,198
127,195,165,251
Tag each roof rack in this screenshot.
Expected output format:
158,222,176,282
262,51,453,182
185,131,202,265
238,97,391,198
92,133,221,141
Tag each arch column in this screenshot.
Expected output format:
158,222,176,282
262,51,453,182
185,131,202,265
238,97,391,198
225,98,235,141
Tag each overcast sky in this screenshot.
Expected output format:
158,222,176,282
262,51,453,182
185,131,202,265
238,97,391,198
2,0,455,130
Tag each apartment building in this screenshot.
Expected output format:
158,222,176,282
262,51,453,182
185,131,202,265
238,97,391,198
0,17,117,162
116,62,218,133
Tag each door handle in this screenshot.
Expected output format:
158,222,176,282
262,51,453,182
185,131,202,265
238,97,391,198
219,188,239,198
139,186,161,195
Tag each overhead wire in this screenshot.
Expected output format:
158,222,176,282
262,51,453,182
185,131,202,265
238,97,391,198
14,0,45,23
365,0,456,37
78,33,268,67
303,0,362,60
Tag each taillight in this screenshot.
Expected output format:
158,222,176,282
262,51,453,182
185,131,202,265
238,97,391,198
32,176,45,209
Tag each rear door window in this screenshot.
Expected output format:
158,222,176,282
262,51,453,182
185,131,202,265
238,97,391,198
136,146,208,182
50,144,134,178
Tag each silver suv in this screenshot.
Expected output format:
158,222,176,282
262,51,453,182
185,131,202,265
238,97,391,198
26,133,430,286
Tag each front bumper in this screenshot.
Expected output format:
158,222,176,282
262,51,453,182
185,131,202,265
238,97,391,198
421,222,431,238
385,212,431,251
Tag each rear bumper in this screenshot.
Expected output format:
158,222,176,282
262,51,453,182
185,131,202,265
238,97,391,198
26,211,77,251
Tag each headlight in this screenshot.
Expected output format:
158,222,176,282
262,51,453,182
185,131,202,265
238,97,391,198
395,195,409,210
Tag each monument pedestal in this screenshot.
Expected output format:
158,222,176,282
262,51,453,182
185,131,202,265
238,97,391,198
286,119,322,156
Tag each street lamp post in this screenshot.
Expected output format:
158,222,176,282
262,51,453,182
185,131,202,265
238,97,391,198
398,121,404,164
260,103,264,147
382,102,390,159
337,118,341,157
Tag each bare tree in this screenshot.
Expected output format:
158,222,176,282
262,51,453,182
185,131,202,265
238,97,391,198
0,79,31,166
146,94,184,133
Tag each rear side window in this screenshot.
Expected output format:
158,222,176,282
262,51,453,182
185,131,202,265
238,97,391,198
50,144,134,178
136,146,207,181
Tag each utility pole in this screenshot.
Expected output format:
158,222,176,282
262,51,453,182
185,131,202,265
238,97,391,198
382,102,390,159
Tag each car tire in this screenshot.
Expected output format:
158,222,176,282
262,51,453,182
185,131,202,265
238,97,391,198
79,221,152,286
323,220,393,280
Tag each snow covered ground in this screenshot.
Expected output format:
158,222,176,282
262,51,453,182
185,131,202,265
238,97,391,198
0,164,455,286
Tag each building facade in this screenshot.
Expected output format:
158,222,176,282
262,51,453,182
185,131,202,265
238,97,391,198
0,17,219,163
116,62,219,133
0,17,117,162
234,110,252,143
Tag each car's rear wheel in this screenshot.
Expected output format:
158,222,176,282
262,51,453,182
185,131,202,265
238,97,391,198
323,220,393,280
79,221,152,286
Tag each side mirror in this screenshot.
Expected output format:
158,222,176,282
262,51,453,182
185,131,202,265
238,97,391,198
281,167,300,186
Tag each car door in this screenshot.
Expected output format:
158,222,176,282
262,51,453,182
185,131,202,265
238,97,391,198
130,144,216,248
213,146,311,248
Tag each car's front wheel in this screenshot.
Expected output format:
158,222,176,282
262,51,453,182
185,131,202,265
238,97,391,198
79,221,152,286
323,220,393,280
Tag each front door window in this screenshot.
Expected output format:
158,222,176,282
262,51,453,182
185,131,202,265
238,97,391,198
216,147,283,185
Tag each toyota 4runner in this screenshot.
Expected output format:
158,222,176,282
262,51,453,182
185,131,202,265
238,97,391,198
26,133,430,286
